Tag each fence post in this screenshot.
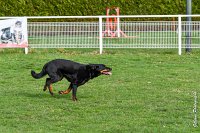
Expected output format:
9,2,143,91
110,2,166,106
25,47,28,54
178,16,182,55
99,16,103,54
186,0,192,53
117,16,120,37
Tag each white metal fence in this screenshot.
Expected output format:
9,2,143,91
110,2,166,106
28,21,100,48
1,15,200,54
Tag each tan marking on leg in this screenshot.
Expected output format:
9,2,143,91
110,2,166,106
49,84,53,95
60,87,72,94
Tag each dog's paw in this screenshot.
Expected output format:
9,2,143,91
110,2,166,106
58,91,64,95
43,86,47,91
72,96,78,101
49,92,54,96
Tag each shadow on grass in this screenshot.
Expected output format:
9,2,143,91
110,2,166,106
19,91,72,100
20,91,93,103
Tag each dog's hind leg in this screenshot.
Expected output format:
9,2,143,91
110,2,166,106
49,84,53,96
46,74,62,96
59,84,72,95
44,78,54,96
44,78,51,91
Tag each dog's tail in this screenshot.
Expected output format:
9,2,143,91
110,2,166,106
31,69,46,79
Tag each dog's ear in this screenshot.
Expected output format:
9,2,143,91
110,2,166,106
86,65,92,70
86,64,96,70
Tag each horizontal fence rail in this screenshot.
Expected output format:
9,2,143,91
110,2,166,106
0,15,200,54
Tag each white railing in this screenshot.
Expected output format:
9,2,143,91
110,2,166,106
1,15,200,54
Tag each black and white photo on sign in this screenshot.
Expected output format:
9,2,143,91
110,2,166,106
0,18,27,46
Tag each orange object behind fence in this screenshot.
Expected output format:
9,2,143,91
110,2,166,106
103,7,127,38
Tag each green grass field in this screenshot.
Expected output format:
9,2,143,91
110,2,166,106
0,48,199,133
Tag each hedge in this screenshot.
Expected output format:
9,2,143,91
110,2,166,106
0,0,199,17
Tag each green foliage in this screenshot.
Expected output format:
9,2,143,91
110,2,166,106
0,0,199,17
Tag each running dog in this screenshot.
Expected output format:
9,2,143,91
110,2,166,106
31,59,112,101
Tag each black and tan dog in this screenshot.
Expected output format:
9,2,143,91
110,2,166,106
31,59,112,101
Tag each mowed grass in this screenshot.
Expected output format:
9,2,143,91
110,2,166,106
0,48,199,133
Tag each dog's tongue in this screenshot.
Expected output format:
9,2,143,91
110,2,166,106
102,71,112,75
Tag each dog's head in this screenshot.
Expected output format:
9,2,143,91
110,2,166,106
86,64,112,78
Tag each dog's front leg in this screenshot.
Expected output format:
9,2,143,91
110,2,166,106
59,84,72,95
72,84,78,101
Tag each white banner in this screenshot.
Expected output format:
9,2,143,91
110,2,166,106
0,17,28,48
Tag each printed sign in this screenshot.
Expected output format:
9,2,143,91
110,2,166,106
0,17,28,48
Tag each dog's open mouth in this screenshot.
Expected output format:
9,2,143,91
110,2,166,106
101,70,112,75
